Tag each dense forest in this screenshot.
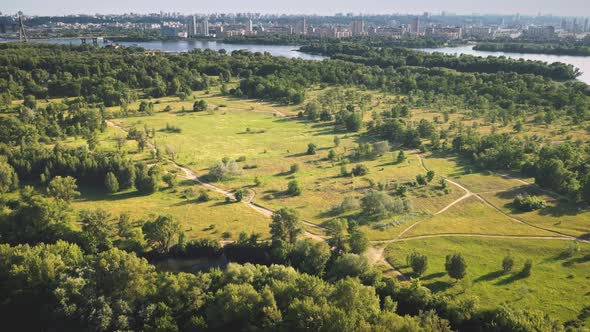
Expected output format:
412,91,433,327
474,42,590,56
224,35,457,48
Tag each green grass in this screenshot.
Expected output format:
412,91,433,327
403,196,557,237
385,237,590,325
72,182,271,241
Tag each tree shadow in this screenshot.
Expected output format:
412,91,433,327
473,270,505,283
562,254,590,267
495,271,529,285
421,272,446,281
427,280,454,293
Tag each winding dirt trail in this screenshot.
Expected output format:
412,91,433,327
107,119,587,281
107,119,326,242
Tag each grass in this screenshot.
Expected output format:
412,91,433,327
385,237,590,325
72,182,271,241
403,196,557,237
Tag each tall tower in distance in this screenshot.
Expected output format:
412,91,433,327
247,19,253,32
351,20,365,36
187,15,197,37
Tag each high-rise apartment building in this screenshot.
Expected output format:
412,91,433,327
351,20,365,36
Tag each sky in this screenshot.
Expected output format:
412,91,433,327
2,0,589,17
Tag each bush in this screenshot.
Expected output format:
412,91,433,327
209,160,242,181
234,189,247,202
307,143,317,155
360,190,411,216
352,164,369,176
287,180,302,196
502,255,514,273
333,196,360,214
290,164,300,174
197,190,211,202
513,194,546,211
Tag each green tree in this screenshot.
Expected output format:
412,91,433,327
445,254,467,281
0,159,19,193
270,208,302,259
80,209,112,253
105,172,119,193
349,230,369,254
407,252,428,276
307,143,317,155
47,176,80,202
290,239,331,276
502,255,514,273
521,259,533,277
142,215,182,253
396,150,407,164
287,180,302,196
193,100,207,112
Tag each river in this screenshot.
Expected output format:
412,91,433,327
32,39,327,61
416,45,590,85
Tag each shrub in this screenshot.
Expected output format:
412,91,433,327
198,190,211,202
287,180,302,196
209,160,242,181
307,143,317,155
352,164,369,176
333,196,360,214
290,164,300,174
360,190,411,216
513,194,546,211
502,255,514,273
234,189,247,202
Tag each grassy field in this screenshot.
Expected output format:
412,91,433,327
385,237,590,325
72,180,271,241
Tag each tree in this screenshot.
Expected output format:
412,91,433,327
407,252,428,276
23,94,37,109
328,149,337,161
193,100,207,112
135,164,159,194
445,254,467,281
47,176,80,202
290,240,331,276
307,143,317,155
521,259,533,277
333,136,341,147
162,173,177,189
396,151,407,164
80,209,112,253
360,190,410,216
502,255,514,273
372,141,390,156
270,208,302,258
105,172,119,193
425,170,435,183
234,189,247,202
290,163,300,174
142,215,182,253
352,164,369,176
287,180,302,196
349,230,369,254
209,160,241,181
0,159,19,193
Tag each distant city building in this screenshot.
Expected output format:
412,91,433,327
350,20,365,36
187,15,197,37
524,25,556,39
425,27,462,39
247,19,253,32
410,17,421,36
585,18,589,32
201,19,209,36
464,26,494,38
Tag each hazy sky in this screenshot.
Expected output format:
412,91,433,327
2,0,589,17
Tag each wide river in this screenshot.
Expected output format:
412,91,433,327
33,39,327,61
22,39,590,84
417,45,590,85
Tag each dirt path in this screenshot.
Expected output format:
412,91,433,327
107,119,325,242
108,119,586,282
366,247,407,281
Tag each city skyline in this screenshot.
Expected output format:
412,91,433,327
3,0,590,17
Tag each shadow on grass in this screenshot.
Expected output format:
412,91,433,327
495,271,529,285
474,270,505,283
427,280,454,293
78,187,145,202
421,272,446,281
563,254,590,267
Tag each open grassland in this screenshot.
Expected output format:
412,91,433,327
385,237,590,325
72,181,271,241
402,196,558,237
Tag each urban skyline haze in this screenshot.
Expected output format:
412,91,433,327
2,0,589,17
